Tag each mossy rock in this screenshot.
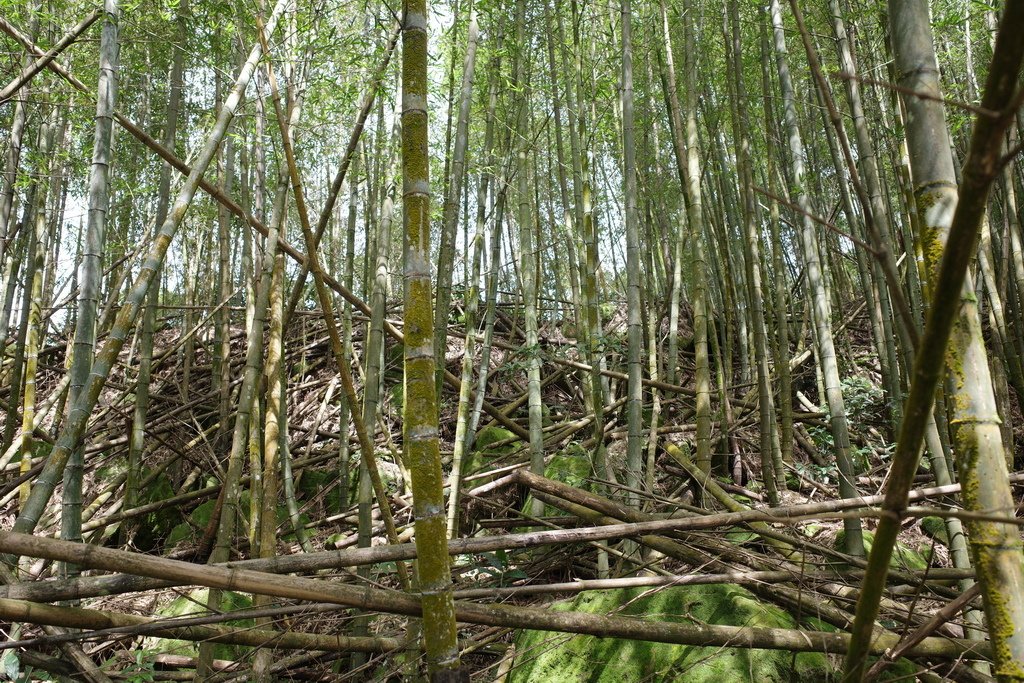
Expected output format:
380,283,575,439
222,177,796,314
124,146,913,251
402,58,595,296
510,584,832,683
297,468,342,511
464,426,522,484
165,498,219,548
835,530,929,571
920,516,949,546
144,589,252,661
474,426,519,454
522,445,594,518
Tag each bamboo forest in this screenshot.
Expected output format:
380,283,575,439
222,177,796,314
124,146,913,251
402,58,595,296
0,0,1023,679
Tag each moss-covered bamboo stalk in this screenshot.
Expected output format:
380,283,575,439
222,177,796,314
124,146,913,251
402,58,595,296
401,0,462,670
844,1,1024,679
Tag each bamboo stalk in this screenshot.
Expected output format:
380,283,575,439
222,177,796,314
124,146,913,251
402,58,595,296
843,2,1024,679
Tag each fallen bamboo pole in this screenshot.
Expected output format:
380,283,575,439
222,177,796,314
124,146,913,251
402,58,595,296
0,597,403,653
0,470,993,604
0,531,991,660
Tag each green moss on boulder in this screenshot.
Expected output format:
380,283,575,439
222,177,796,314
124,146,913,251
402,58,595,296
143,589,253,661
835,529,929,571
522,444,593,517
919,516,949,546
474,426,519,454
510,584,832,683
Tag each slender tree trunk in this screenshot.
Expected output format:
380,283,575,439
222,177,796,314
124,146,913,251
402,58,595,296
251,168,286,683
126,0,186,542
18,118,51,509
447,37,497,537
660,0,711,482
728,0,781,504
433,0,479,398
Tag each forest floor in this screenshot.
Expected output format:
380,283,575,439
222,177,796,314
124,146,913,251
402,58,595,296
0,300,1014,681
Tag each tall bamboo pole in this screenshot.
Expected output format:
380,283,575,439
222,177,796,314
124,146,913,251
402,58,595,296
844,2,1024,679
433,0,479,398
401,0,462,671
768,0,863,554
63,0,119,565
619,0,643,503
126,0,186,541
18,118,51,509
447,36,497,537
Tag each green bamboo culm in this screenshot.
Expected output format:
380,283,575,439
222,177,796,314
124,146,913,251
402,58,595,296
64,0,118,570
401,0,464,677
842,1,1024,680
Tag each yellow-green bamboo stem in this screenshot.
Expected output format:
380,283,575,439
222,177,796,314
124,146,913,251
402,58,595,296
402,0,461,671
843,1,1024,680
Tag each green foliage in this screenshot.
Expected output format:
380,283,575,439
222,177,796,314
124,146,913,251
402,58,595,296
840,375,885,423
510,585,832,683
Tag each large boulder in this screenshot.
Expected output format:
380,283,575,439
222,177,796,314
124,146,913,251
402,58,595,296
142,588,253,662
522,443,593,517
835,529,929,572
510,584,831,683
